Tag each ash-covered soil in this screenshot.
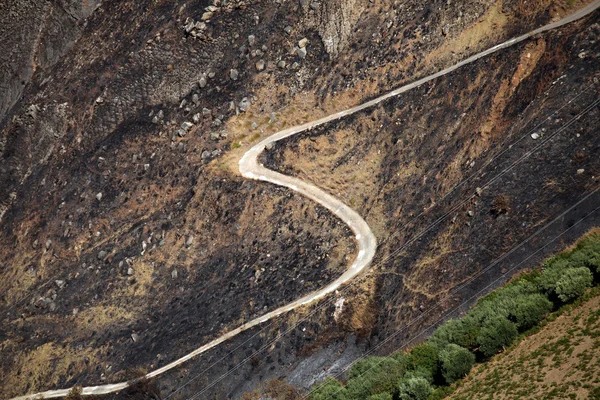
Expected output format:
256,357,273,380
0,0,597,398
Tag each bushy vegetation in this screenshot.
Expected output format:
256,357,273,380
308,232,600,400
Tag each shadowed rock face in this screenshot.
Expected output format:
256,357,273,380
0,0,597,398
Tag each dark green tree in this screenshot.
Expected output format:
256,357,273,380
405,342,440,381
510,293,553,331
345,357,405,399
439,344,476,384
477,316,518,358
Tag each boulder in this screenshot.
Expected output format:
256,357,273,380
230,69,239,80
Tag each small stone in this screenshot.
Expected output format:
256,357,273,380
127,267,134,276
131,333,139,342
291,62,300,70
202,107,212,116
251,122,258,130
248,34,256,46
475,187,483,196
310,2,319,10
45,239,52,249
531,132,540,139
201,11,213,20
202,150,211,160
73,308,79,315
278,60,286,69
577,169,585,175
96,192,103,201
230,69,239,80
284,26,292,35
297,47,307,59
55,280,65,289
180,99,187,108
255,60,265,71
199,76,207,88
298,38,308,48
193,113,201,123
442,24,450,36
186,236,194,247
98,250,107,260
467,210,474,217
171,269,178,279
238,97,251,112
208,71,216,79
177,129,186,137
192,94,199,104
578,52,586,59
181,121,194,131
152,115,159,124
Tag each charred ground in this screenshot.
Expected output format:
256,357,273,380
0,0,598,399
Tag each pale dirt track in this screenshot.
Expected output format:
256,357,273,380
10,2,600,398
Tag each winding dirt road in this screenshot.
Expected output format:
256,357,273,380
11,2,600,398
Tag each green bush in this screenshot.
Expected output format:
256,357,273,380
309,377,347,400
439,344,476,384
405,342,440,381
477,316,518,358
510,293,553,331
555,267,593,302
345,356,405,399
430,317,480,350
569,238,600,273
397,376,433,400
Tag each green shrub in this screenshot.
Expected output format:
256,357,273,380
405,342,440,381
345,357,405,399
397,376,433,400
569,242,600,274
555,267,593,302
309,377,347,400
510,293,553,331
439,344,476,384
430,317,480,350
477,316,518,358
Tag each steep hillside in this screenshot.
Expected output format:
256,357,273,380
0,0,598,399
